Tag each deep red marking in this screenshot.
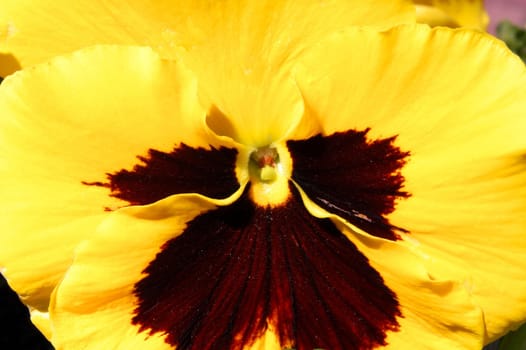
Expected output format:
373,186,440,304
287,129,410,240
83,144,239,206
132,184,401,350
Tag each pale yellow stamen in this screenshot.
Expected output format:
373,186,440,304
260,165,277,182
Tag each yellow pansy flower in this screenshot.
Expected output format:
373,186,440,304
0,0,414,309
414,0,489,29
1,1,525,350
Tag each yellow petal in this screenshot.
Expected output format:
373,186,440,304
355,233,485,349
296,186,485,349
392,156,526,343
51,183,482,350
414,0,489,30
175,0,415,147
295,25,526,159
50,193,239,350
1,0,415,144
0,0,415,78
0,45,221,308
1,214,109,310
295,24,526,341
50,171,487,350
0,0,178,76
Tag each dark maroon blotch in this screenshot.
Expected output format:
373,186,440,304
287,129,410,240
132,184,401,350
83,144,239,206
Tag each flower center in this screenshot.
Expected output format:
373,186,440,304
245,144,292,207
249,146,280,182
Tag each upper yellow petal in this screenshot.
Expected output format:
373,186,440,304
0,0,185,76
157,0,416,146
0,45,223,308
0,0,415,77
294,24,526,158
294,24,526,341
1,0,416,146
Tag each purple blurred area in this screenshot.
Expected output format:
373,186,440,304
486,0,526,33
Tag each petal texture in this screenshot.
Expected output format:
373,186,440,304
0,45,220,307
295,24,526,341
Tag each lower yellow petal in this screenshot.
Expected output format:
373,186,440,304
1,214,107,310
50,193,238,349
52,297,171,350
298,187,485,349
362,237,485,349
390,156,526,342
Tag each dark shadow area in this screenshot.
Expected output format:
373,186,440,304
0,53,22,77
0,274,54,350
206,105,238,141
